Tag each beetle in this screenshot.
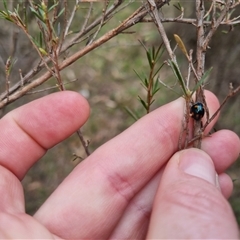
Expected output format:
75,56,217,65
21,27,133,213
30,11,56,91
190,102,205,121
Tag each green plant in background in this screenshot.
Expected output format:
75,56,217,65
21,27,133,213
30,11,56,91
137,43,164,114
126,42,164,120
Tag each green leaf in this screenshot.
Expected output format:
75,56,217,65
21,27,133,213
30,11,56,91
0,3,13,22
124,107,140,121
31,36,40,48
152,79,160,96
13,9,25,27
140,82,148,91
133,69,143,81
153,62,164,78
155,42,164,61
57,7,65,18
173,2,182,11
152,86,160,96
3,0,8,12
153,77,159,89
138,96,148,111
150,99,155,105
15,4,20,13
0,10,6,17
48,3,59,12
8,58,18,74
190,67,213,97
168,60,189,97
155,48,164,63
133,69,148,88
151,46,155,60
29,6,44,22
158,78,182,96
146,50,153,68
39,31,43,48
144,77,149,88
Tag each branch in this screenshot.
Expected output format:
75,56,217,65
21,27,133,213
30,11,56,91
0,0,124,101
193,0,206,148
63,0,81,39
147,0,175,60
141,17,240,25
203,0,232,50
87,0,110,45
0,0,168,109
202,83,240,131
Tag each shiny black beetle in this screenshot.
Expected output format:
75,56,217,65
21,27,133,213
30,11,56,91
190,102,205,121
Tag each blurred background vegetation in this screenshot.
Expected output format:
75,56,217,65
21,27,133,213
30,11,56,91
0,0,240,225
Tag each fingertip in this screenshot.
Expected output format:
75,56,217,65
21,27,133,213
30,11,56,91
204,90,220,108
148,148,239,239
0,91,90,179
177,149,217,186
219,173,234,199
202,130,240,173
201,90,220,133
60,90,90,119
13,91,90,148
60,91,91,127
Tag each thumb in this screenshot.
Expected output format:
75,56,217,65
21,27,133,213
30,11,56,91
147,149,239,239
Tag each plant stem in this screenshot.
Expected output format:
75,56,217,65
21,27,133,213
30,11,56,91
194,0,206,148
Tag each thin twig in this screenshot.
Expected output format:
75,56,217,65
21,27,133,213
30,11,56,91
26,78,78,94
9,10,57,78
57,0,68,54
5,57,11,103
202,83,240,131
65,0,124,46
87,0,110,45
0,0,168,108
77,129,90,156
147,0,175,61
53,47,64,91
19,69,24,87
0,0,125,101
188,84,240,146
80,1,93,34
140,17,240,25
193,0,206,148
63,0,80,39
212,0,216,26
203,0,232,51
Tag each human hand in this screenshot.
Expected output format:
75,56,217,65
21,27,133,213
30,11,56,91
0,91,239,239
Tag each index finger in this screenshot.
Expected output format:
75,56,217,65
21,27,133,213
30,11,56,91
0,91,90,180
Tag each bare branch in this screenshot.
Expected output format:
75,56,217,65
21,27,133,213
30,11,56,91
77,129,90,156
141,17,240,25
203,0,232,50
0,0,125,101
0,0,168,108
202,83,240,131
87,0,110,45
63,0,81,39
147,0,175,60
80,1,94,34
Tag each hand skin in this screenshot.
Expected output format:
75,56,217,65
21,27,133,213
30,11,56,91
0,91,239,239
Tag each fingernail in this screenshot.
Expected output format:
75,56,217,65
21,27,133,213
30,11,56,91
179,149,218,186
